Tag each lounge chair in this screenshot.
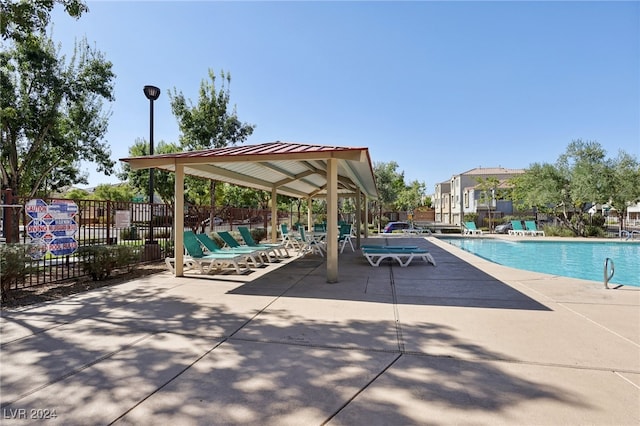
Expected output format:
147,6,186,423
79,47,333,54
362,246,436,267
238,226,290,258
508,220,526,236
195,233,265,267
298,226,325,257
402,224,431,235
338,223,354,253
313,223,327,233
361,245,419,250
280,223,302,250
217,231,280,263
463,221,483,235
165,231,251,275
524,220,545,236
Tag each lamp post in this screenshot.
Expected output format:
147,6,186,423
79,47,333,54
143,85,160,245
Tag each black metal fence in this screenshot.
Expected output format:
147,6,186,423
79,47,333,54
1,197,292,291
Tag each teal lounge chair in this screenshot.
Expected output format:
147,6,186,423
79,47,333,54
313,223,327,233
509,220,526,236
463,221,483,235
338,223,354,253
280,223,302,250
165,231,250,275
217,231,279,263
298,226,325,257
195,233,265,267
238,226,290,258
524,220,545,236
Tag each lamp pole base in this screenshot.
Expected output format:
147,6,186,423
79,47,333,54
142,241,161,261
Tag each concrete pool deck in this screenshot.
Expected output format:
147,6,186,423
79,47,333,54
1,235,638,425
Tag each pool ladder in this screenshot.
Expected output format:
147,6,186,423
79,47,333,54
603,257,615,289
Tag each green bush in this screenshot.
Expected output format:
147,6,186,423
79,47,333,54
585,225,605,237
543,224,575,237
120,226,140,240
463,213,478,223
209,233,226,248
78,245,138,281
0,244,31,301
590,214,605,227
250,227,267,243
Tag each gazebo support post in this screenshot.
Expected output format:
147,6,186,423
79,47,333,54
271,187,278,243
175,164,185,276
326,158,338,283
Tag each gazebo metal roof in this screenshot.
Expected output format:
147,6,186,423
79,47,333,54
120,141,378,200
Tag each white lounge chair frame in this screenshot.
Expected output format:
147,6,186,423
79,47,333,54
463,222,483,235
165,253,250,275
524,221,545,236
362,248,436,267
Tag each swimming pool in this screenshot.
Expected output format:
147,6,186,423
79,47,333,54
441,238,640,287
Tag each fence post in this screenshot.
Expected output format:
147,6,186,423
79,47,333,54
3,189,17,243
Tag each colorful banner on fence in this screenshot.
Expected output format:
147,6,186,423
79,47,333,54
26,199,78,259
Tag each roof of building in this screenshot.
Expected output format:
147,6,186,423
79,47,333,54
120,141,378,200
460,167,525,176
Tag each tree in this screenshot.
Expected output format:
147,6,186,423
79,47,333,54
65,187,89,201
557,140,610,207
608,151,640,230
119,138,180,204
1,5,115,241
373,161,405,229
169,69,255,224
91,184,135,202
1,0,88,42
396,179,426,214
475,177,500,231
511,140,638,236
2,33,115,200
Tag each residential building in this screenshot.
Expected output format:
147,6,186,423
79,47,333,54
433,181,451,224
439,167,525,226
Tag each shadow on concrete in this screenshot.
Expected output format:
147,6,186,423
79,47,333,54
225,238,550,311
1,280,582,425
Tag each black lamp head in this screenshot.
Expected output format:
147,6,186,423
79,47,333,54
143,85,161,101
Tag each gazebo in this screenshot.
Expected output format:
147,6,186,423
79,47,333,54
120,141,378,282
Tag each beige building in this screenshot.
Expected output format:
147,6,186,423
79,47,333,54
435,167,525,226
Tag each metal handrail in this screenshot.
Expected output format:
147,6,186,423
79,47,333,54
604,257,615,289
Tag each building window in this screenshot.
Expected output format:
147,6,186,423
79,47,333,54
464,192,469,208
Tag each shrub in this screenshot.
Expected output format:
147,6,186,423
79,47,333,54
585,225,605,238
120,226,140,240
590,214,605,227
543,224,575,237
464,213,478,223
78,245,138,281
0,244,31,301
250,227,267,243
209,233,226,248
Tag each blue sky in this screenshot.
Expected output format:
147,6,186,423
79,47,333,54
52,1,639,194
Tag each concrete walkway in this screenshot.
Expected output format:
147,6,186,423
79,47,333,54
1,236,638,425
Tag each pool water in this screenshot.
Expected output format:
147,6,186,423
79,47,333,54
442,238,640,287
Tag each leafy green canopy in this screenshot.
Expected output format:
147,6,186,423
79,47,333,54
1,1,115,198
510,140,640,235
1,0,88,42
123,69,256,214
